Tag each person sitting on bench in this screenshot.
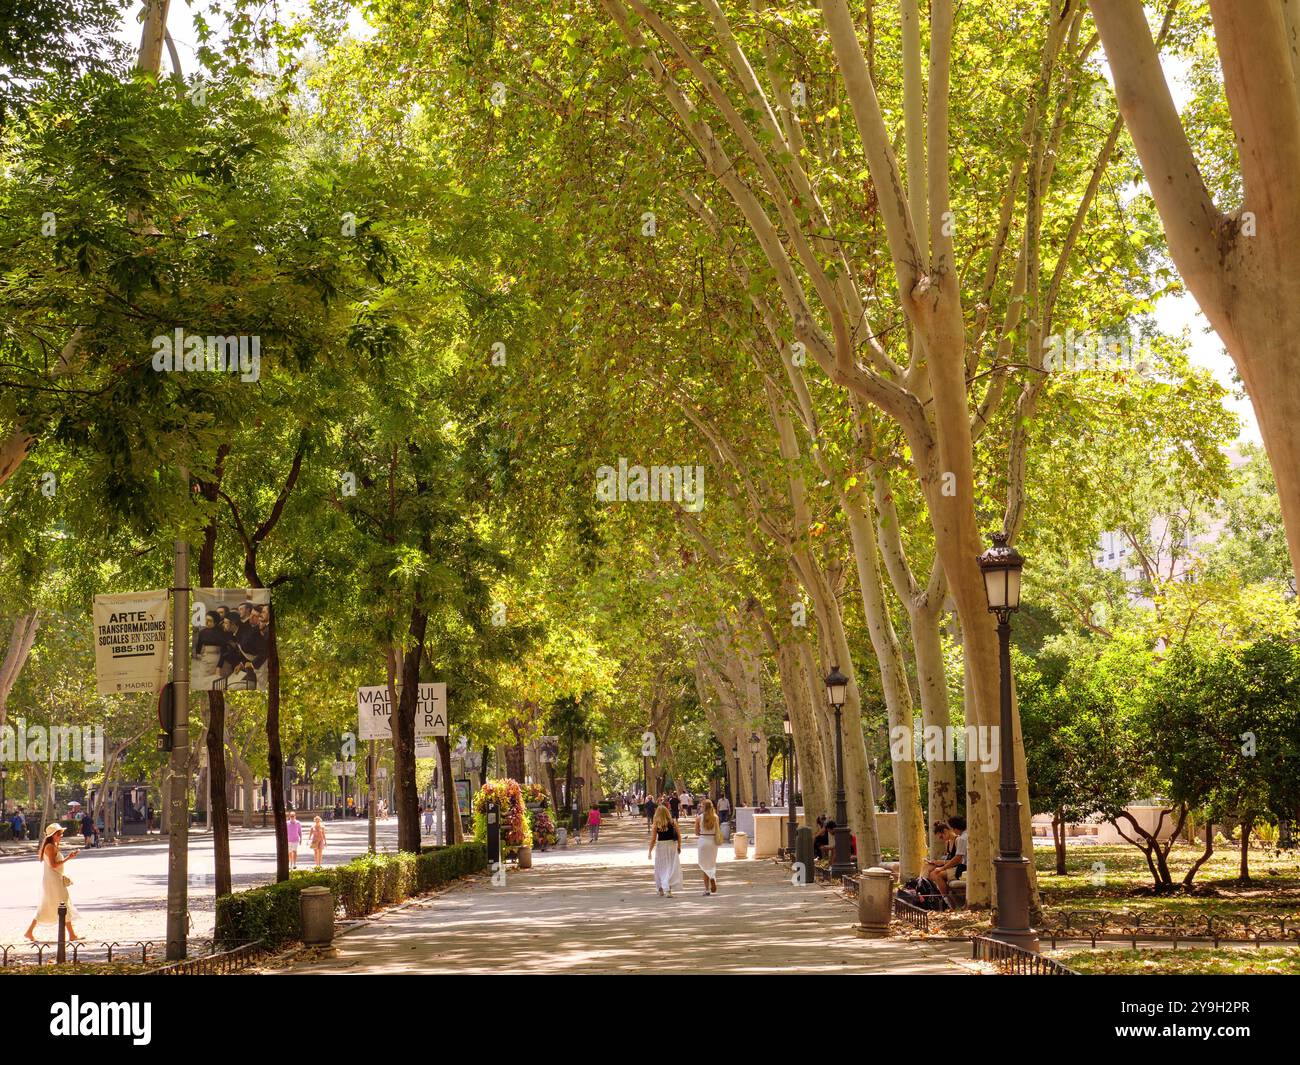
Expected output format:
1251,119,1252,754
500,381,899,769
924,816,967,902
814,819,836,860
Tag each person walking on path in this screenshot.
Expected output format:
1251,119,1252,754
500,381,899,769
669,791,680,820
23,824,80,942
680,789,693,818
643,794,656,826
694,799,721,895
309,815,326,869
423,804,434,834
716,794,730,824
286,810,302,869
586,805,601,843
648,805,683,897
80,810,98,849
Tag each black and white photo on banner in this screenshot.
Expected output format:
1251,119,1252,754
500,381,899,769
190,588,272,692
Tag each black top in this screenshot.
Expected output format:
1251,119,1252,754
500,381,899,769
656,825,679,841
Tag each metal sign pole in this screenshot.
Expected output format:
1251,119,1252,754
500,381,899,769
165,537,190,961
367,739,377,853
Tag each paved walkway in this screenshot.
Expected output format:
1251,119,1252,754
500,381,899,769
285,815,970,975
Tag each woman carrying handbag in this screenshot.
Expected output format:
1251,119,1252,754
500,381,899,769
24,823,81,942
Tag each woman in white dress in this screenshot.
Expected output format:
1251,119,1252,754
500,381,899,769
24,823,81,942
647,804,683,897
694,799,721,895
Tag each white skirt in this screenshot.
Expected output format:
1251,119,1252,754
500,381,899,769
32,860,78,926
653,843,683,891
696,835,719,879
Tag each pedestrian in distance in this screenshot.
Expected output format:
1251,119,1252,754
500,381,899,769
309,815,326,869
286,809,302,869
24,824,80,943
694,799,721,895
423,804,434,834
648,804,683,897
80,810,97,849
587,804,601,843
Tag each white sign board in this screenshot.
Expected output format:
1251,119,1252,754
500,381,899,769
357,683,449,741
92,590,170,695
416,737,437,758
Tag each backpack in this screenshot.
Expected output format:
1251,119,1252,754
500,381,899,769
914,876,949,910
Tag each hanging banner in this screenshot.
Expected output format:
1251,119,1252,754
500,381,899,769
93,591,170,695
190,588,272,692
356,683,448,741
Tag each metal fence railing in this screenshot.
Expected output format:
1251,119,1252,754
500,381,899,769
893,895,931,932
1040,909,1300,949
971,935,1080,975
0,940,163,968
146,940,266,976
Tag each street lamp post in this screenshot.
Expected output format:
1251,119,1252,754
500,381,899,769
0,763,7,816
825,665,856,878
978,531,1038,952
783,714,796,857
749,732,761,807
731,742,743,808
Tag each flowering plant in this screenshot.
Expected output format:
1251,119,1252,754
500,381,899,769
530,807,557,849
472,778,532,852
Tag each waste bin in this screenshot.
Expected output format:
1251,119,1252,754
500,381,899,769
299,885,335,945
557,826,568,848
855,867,892,936
733,831,748,859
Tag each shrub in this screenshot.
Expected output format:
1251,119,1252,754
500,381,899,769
215,843,486,946
215,870,334,947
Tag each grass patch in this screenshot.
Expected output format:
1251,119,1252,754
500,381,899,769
1049,945,1300,975
0,963,155,976
1034,843,1300,921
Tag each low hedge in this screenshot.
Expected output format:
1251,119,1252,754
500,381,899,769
215,870,335,948
215,842,487,946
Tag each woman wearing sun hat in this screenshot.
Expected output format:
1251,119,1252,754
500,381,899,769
23,823,81,942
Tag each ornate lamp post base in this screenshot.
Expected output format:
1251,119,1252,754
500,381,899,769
989,858,1039,952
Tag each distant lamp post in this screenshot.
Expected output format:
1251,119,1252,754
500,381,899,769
783,713,796,856
0,762,7,814
732,742,743,807
978,530,1037,952
748,732,762,808
824,665,855,878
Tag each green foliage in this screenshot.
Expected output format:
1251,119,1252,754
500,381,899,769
214,869,335,947
214,842,486,944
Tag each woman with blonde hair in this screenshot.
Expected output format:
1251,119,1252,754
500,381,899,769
647,803,683,897
23,824,81,942
694,799,721,895
309,815,327,869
